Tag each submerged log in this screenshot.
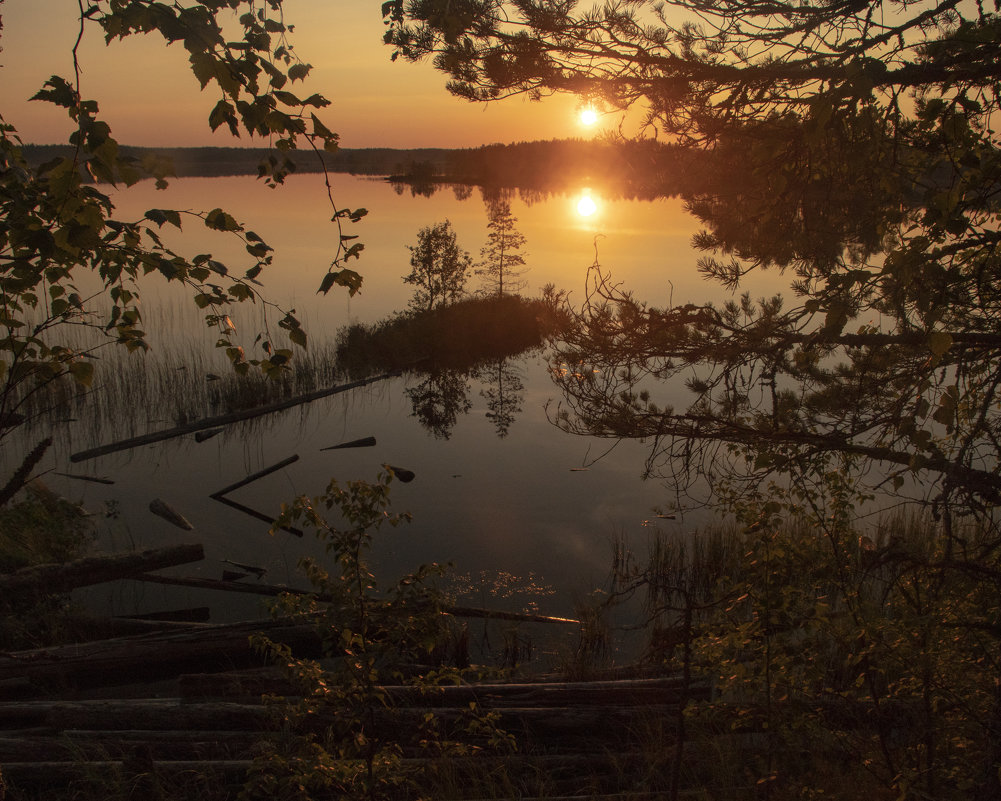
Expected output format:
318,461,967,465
70,373,395,462
0,543,204,596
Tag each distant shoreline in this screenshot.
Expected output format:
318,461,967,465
20,139,699,196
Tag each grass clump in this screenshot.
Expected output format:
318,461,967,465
0,482,95,649
0,482,94,573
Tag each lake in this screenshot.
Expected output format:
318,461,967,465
7,170,786,641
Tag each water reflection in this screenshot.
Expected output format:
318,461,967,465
475,358,526,439
406,369,472,440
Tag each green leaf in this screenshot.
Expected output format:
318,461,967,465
289,327,307,349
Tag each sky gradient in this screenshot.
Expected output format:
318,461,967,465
0,0,590,149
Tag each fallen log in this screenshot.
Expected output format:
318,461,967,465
70,373,395,462
131,574,580,625
0,759,253,789
0,730,263,761
179,671,708,706
0,617,321,688
0,543,204,596
0,698,683,742
121,607,211,623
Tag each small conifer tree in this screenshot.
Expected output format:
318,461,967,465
476,200,528,297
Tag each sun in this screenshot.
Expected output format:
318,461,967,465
579,107,599,127
577,193,598,217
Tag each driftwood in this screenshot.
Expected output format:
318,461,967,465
69,373,395,462
211,494,303,536
149,498,194,530
321,436,377,451
131,573,580,624
207,455,304,535
209,455,299,498
0,543,204,596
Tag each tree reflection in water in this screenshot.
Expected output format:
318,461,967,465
475,358,525,439
406,369,472,440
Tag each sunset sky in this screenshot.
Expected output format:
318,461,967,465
0,0,589,149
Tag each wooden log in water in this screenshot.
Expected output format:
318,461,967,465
0,543,204,595
179,671,706,706
320,436,377,451
211,494,303,536
209,454,299,498
149,498,194,530
131,573,580,624
69,373,395,462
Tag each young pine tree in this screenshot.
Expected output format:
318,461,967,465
476,200,528,297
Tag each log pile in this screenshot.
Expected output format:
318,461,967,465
0,665,715,800
0,542,720,799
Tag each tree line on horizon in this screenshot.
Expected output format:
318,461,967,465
20,137,697,196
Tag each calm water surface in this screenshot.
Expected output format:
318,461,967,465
14,173,786,633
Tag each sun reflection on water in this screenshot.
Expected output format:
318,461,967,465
576,191,598,217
